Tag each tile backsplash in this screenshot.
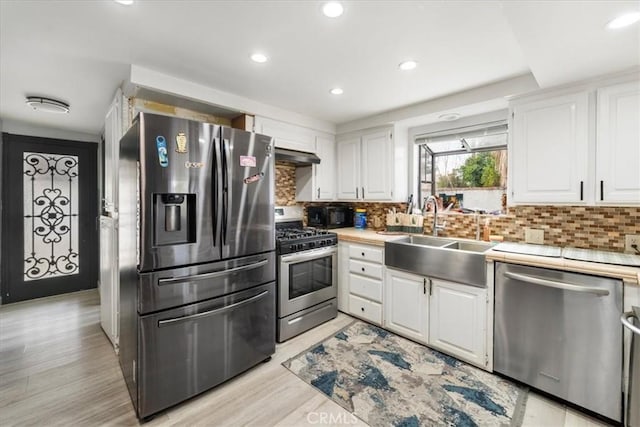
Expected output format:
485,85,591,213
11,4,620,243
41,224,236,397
276,163,638,252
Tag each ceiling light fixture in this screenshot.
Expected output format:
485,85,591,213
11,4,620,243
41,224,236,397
399,60,418,71
322,2,344,18
250,53,268,63
438,113,461,122
114,0,134,5
606,11,640,29
25,97,70,114
330,88,344,95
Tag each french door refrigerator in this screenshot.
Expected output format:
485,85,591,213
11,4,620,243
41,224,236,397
118,112,276,419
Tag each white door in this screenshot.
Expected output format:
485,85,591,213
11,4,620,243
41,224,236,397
361,130,392,200
99,216,118,348
384,268,428,344
315,135,336,200
511,91,589,204
336,138,360,200
429,279,487,367
596,81,640,204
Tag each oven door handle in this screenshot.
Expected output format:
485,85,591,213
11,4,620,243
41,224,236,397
504,272,610,296
281,247,337,264
158,259,269,286
158,290,269,327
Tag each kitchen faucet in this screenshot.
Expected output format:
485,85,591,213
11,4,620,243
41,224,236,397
424,195,446,236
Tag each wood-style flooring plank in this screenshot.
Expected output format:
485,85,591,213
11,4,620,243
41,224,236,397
0,289,614,426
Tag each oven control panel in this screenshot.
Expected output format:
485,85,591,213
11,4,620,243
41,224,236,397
277,235,338,255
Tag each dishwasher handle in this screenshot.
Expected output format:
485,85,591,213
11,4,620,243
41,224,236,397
621,311,640,335
503,271,610,296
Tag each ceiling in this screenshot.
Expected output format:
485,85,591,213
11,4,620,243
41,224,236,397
0,1,638,135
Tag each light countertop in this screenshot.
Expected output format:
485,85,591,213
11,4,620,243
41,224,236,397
332,228,408,246
486,249,640,285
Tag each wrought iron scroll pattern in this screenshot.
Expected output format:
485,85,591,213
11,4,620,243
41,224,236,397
23,152,79,281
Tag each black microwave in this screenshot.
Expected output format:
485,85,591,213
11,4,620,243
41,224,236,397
307,206,353,229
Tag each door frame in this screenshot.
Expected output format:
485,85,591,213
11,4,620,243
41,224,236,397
1,133,99,304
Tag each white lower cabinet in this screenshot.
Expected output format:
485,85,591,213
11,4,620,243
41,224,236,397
429,279,487,368
342,242,384,326
384,267,489,368
384,268,429,344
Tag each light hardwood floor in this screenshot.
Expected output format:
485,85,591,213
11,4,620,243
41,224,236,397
0,290,611,426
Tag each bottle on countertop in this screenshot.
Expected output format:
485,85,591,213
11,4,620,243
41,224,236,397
482,218,491,242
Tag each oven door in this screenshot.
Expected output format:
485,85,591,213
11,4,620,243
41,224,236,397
278,246,337,317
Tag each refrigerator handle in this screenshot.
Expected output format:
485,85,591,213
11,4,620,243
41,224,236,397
222,138,231,245
213,135,223,245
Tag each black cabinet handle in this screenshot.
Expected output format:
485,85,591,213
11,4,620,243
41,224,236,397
361,267,365,272
423,278,426,295
361,252,365,256
355,187,358,199
580,181,583,201
361,307,365,312
600,180,604,201
317,188,320,198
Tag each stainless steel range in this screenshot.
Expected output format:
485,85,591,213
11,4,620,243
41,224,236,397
275,206,338,342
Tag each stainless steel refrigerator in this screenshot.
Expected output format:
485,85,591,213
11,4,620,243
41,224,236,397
118,112,276,419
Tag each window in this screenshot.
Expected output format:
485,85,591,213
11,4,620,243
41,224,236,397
417,121,508,214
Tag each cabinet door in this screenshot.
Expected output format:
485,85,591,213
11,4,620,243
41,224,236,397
511,92,589,203
99,216,118,348
336,138,360,200
361,130,392,200
384,268,428,344
429,279,486,367
315,135,335,200
596,81,640,204
254,116,316,153
103,89,123,212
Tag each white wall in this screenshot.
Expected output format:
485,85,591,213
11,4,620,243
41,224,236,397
1,119,99,143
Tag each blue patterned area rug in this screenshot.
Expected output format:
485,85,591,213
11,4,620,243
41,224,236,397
283,321,528,427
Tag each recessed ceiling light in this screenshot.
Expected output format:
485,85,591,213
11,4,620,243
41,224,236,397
606,11,640,29
399,60,418,71
330,88,344,95
438,113,461,122
25,97,70,114
250,53,268,63
322,2,344,18
114,0,134,5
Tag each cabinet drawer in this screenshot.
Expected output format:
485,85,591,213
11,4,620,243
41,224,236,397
349,273,382,302
349,294,382,325
349,259,383,279
349,245,383,263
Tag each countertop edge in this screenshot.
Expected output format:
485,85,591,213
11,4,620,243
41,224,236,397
332,228,408,246
486,250,640,285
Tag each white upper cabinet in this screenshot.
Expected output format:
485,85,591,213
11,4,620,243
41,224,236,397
336,137,361,199
254,116,316,153
103,88,124,212
336,127,396,201
296,134,336,201
510,91,590,204
596,81,640,204
361,130,393,200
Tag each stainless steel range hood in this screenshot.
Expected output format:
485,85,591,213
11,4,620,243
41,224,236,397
275,148,320,165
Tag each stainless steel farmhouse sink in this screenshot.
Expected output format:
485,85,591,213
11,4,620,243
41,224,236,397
384,236,496,287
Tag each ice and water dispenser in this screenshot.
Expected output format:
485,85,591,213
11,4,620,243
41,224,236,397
153,193,196,246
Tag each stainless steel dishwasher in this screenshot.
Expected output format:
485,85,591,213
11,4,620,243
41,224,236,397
622,307,640,427
494,262,623,422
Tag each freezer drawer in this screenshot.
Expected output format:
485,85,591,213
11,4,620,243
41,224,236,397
494,262,623,421
136,282,276,418
138,252,275,314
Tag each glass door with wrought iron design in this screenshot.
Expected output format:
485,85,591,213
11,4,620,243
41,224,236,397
1,133,98,303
